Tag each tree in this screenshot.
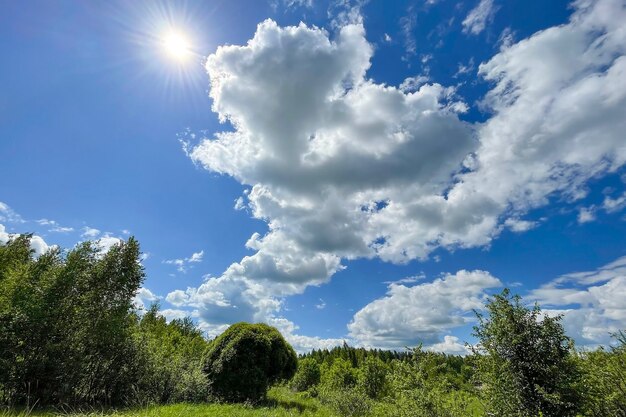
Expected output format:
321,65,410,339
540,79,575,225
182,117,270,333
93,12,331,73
202,322,297,403
0,235,146,406
472,289,581,417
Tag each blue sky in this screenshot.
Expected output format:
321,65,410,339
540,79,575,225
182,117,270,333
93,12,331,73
1,0,626,353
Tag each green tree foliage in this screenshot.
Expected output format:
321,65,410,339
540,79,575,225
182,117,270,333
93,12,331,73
373,347,477,417
203,322,298,403
133,304,210,404
319,358,358,391
0,235,145,406
472,289,581,417
290,357,321,392
357,356,388,399
317,358,370,417
577,331,626,416
302,343,410,366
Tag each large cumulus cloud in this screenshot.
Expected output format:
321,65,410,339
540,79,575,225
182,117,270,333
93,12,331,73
175,0,626,349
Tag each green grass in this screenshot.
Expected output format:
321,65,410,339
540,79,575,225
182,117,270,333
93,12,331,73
1,388,334,417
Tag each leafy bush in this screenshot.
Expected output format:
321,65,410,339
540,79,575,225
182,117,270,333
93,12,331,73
318,385,371,417
203,322,297,403
133,306,210,404
374,348,476,417
577,331,626,416
290,357,321,392
320,358,357,390
357,355,388,399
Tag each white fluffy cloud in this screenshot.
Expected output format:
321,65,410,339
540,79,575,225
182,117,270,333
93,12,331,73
179,0,626,347
427,335,470,355
529,256,626,346
0,223,51,256
0,224,10,246
190,18,473,285
165,280,344,352
81,226,101,238
134,287,162,311
96,235,122,254
348,270,502,348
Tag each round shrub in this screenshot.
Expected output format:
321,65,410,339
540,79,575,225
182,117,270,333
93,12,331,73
203,322,297,403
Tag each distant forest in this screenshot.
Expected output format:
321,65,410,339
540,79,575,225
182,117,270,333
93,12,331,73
1,236,625,416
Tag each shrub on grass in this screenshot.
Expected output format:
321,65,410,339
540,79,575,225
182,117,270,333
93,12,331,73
203,322,297,403
291,358,321,392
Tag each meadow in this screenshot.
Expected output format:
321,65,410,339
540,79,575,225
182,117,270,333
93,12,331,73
3,388,332,417
2,236,625,417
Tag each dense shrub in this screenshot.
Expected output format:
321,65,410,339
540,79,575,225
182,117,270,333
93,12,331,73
577,331,626,416
290,357,321,392
375,348,476,417
357,356,388,399
133,306,210,404
320,358,358,390
203,322,297,403
318,385,371,417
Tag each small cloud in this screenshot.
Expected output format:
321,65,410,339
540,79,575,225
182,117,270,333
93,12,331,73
462,0,497,35
82,226,101,238
383,33,392,42
315,298,327,309
37,218,74,233
285,0,313,8
234,196,246,210
399,75,430,92
384,273,426,285
188,250,204,263
454,57,475,78
399,7,417,60
164,249,204,273
50,226,74,233
577,207,596,224
328,0,365,29
603,192,626,214
0,202,24,223
504,218,538,233
498,27,515,50
121,229,131,235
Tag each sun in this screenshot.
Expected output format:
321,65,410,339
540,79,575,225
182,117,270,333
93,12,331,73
162,31,192,61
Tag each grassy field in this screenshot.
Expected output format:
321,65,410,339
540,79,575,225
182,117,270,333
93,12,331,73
1,388,334,417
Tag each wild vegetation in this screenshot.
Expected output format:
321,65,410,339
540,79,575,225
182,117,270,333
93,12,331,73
1,236,625,416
